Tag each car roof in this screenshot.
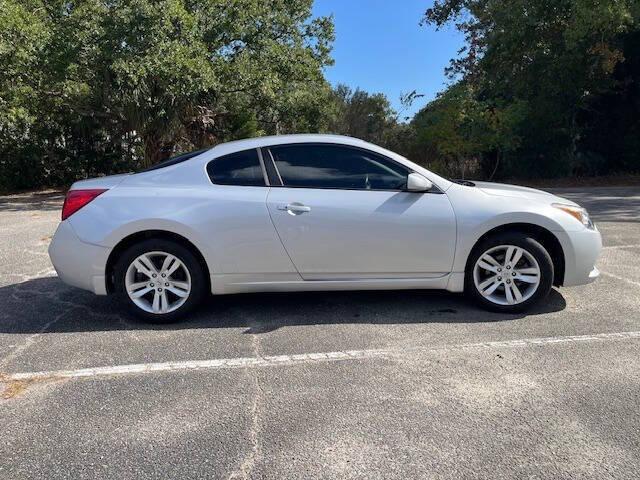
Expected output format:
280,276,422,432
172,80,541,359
126,134,453,192
133,135,372,174
208,134,373,155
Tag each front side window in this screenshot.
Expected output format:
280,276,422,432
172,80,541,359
268,144,409,190
207,149,265,186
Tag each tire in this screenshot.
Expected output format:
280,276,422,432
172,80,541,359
114,239,207,323
465,232,554,313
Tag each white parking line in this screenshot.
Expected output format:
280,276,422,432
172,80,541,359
4,331,640,383
602,244,640,249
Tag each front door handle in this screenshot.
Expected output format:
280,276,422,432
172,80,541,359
277,203,311,215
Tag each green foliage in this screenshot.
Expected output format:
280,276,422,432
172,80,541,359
0,0,334,190
326,84,398,144
420,0,640,179
2,0,639,191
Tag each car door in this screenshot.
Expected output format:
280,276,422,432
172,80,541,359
264,143,457,280
203,148,298,277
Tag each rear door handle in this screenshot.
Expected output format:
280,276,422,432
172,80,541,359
277,203,311,215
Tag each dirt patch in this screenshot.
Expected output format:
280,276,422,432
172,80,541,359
0,190,64,213
0,373,63,399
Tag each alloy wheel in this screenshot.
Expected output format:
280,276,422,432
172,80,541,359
473,245,541,306
125,251,192,314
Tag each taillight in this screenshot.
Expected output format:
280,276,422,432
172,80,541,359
61,189,107,221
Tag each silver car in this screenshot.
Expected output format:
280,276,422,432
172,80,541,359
49,134,602,322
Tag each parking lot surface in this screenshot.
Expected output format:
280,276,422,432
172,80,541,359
1,187,639,479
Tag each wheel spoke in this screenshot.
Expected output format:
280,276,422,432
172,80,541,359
167,263,181,277
134,256,156,278
127,281,148,293
510,282,523,302
484,282,501,296
170,281,190,291
159,290,169,313
505,246,523,267
505,283,515,304
504,247,514,266
152,291,160,312
518,267,539,274
478,276,497,290
515,274,539,284
161,254,177,274
478,260,499,273
166,285,189,298
130,286,152,298
510,247,523,266
139,254,158,273
133,260,153,278
479,276,501,296
481,253,501,267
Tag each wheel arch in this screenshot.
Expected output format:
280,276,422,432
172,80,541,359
105,230,212,294
467,223,566,286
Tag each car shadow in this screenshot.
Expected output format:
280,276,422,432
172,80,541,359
0,276,567,335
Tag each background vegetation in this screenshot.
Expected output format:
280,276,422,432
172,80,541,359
1,0,639,192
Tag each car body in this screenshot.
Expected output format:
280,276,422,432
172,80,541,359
49,134,602,321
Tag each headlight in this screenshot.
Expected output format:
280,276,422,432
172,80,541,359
552,203,594,229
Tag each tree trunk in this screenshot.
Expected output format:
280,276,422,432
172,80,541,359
489,150,501,181
143,135,160,169
142,134,173,168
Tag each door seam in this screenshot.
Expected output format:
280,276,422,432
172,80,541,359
265,188,304,278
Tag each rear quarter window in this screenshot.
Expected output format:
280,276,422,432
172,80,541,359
140,148,209,172
206,149,265,186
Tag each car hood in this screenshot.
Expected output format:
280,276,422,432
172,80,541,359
473,181,579,206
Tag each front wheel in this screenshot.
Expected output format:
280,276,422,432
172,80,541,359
114,239,206,323
465,233,554,313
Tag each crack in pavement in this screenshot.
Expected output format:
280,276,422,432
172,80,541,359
228,330,265,480
1,280,139,370
599,270,640,288
2,268,56,285
5,330,640,383
0,307,71,370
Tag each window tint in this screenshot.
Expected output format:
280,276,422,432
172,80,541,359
262,149,283,186
139,148,210,172
268,144,409,190
207,149,265,186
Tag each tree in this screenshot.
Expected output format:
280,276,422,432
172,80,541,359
0,0,334,190
421,0,640,178
89,0,334,166
327,84,398,144
412,84,489,177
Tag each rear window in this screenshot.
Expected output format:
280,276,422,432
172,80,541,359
206,149,265,186
139,148,209,172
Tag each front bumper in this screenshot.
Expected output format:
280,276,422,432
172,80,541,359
48,221,111,295
557,226,602,287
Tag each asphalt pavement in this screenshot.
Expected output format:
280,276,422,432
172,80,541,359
0,186,639,479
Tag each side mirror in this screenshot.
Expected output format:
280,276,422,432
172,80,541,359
406,173,433,192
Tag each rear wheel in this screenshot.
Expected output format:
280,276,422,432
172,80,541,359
465,233,553,313
114,239,206,323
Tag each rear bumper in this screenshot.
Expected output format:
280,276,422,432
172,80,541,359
557,227,602,287
48,221,110,295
